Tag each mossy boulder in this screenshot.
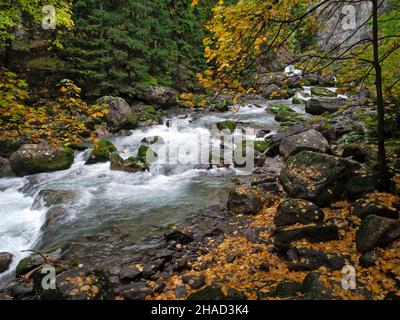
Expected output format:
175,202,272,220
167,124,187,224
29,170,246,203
138,145,158,164
216,120,236,132
274,199,324,227
97,96,138,131
268,104,303,125
9,144,74,177
210,95,233,112
138,85,178,108
110,153,148,173
85,140,117,165
292,96,307,105
69,140,92,151
311,87,337,97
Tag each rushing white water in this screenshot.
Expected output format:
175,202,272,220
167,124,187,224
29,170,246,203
0,98,304,281
0,178,46,278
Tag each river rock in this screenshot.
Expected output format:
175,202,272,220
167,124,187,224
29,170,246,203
342,144,378,164
306,97,347,115
265,123,312,156
31,189,76,210
280,151,358,206
15,250,63,278
274,224,339,248
164,227,194,244
286,247,346,271
137,145,158,164
353,195,399,220
217,120,236,132
227,189,264,215
274,199,324,227
41,206,68,231
9,144,74,177
138,85,177,108
269,104,303,126
261,84,282,99
301,272,332,300
356,215,400,252
40,268,111,300
97,96,138,131
279,129,330,159
110,154,148,173
0,252,13,273
85,140,117,165
311,87,336,97
274,281,302,298
187,285,226,300
345,173,381,200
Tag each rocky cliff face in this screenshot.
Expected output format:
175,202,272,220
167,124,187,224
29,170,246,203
317,0,387,51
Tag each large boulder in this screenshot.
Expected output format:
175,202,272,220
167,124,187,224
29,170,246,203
345,173,381,200
9,144,74,177
274,199,324,227
260,84,281,99
356,215,400,252
227,189,264,215
306,97,347,115
342,144,378,164
85,140,117,165
280,151,358,206
265,123,312,156
138,85,178,108
97,96,138,131
279,129,330,159
0,252,13,273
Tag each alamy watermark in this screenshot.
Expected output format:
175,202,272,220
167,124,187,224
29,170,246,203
42,5,56,30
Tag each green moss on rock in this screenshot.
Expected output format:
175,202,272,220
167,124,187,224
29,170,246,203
217,120,236,132
9,145,74,177
85,140,117,165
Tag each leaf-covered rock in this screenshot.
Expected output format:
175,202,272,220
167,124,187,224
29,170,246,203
280,151,358,206
274,198,324,227
356,215,400,252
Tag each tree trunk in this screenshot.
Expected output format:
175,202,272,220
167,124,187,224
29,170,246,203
372,0,391,190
